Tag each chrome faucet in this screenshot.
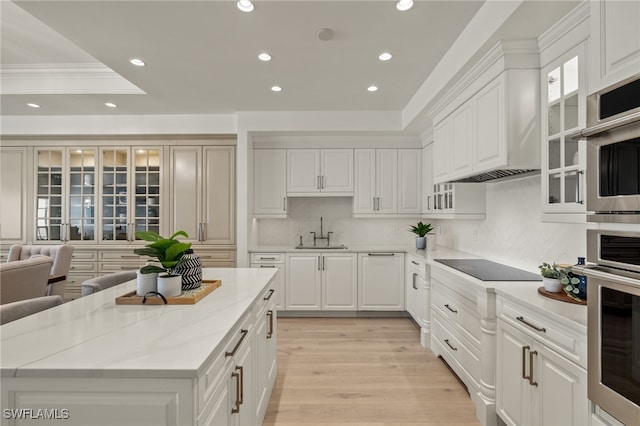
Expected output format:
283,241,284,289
310,217,333,246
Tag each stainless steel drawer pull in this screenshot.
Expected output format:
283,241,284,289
444,339,458,351
529,350,538,387
516,316,546,333
411,261,419,265
267,310,274,338
225,329,249,357
444,304,457,314
263,289,275,301
367,253,395,256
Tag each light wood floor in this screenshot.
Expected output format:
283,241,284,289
263,317,481,426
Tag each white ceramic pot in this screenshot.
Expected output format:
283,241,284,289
543,277,563,293
157,274,182,297
136,270,158,296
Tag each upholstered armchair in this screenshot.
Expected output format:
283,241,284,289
0,295,63,325
7,245,74,297
81,271,136,296
0,256,53,304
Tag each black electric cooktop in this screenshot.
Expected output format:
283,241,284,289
434,259,541,282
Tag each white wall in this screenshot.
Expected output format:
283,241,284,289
253,197,421,247
434,175,586,273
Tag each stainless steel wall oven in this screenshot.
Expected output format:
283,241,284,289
582,73,640,425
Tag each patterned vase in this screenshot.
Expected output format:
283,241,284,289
173,249,202,290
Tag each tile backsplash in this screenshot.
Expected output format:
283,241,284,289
253,175,586,273
253,197,421,247
435,175,586,272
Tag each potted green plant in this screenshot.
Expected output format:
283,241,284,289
538,262,563,293
408,221,434,249
134,231,192,297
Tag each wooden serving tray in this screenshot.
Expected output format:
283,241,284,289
537,286,586,305
116,279,221,305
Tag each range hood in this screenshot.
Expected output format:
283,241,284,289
451,168,540,183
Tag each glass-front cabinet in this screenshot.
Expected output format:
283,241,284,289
36,148,97,243
541,44,587,221
100,147,162,243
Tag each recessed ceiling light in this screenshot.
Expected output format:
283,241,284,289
130,58,146,67
367,85,378,92
379,52,392,61
258,52,272,62
271,86,282,92
105,102,117,108
396,0,414,11
237,0,254,12
27,103,40,108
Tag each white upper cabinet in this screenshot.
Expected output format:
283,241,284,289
589,0,640,93
422,143,435,216
287,149,353,196
450,103,474,180
254,149,287,218
354,149,397,215
170,145,235,245
474,76,505,171
541,44,587,222
432,121,451,183
397,149,422,214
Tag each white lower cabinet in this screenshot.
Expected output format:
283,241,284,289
254,283,277,422
358,252,404,311
285,253,357,311
405,253,430,347
430,264,496,426
496,296,588,426
251,253,285,310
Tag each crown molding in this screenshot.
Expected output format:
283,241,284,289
427,39,539,122
0,63,144,94
537,1,590,55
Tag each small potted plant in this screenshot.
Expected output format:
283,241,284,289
134,231,192,297
409,221,434,249
538,262,563,293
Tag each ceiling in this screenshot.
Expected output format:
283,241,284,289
1,0,580,130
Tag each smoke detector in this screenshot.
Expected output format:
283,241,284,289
316,28,334,41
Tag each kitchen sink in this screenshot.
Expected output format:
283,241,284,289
294,245,347,250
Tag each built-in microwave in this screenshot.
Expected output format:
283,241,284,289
579,73,640,218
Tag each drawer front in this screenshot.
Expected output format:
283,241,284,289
431,264,481,304
99,251,146,262
99,262,144,273
432,311,481,386
250,253,284,264
201,260,235,268
198,312,252,413
69,262,98,273
72,250,98,261
498,297,586,368
198,250,236,262
65,273,97,300
432,279,481,347
406,255,426,279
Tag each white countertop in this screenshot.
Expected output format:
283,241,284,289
0,268,277,379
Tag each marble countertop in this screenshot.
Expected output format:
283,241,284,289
0,268,277,379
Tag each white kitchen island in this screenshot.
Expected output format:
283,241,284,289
0,268,278,426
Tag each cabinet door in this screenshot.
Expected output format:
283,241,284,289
67,148,98,243
474,76,505,172
358,253,404,310
405,263,418,321
320,149,353,193
535,344,588,426
496,321,532,426
170,146,202,243
254,304,269,422
233,332,255,426
285,254,321,310
375,149,397,214
100,148,132,243
199,367,232,426
203,146,235,245
422,144,435,214
353,149,376,214
132,148,163,239
35,148,65,242
321,253,357,310
590,0,640,92
0,147,27,244
254,150,286,217
450,103,474,180
398,149,421,214
287,149,320,194
433,120,450,184
251,264,285,310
